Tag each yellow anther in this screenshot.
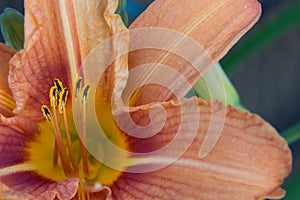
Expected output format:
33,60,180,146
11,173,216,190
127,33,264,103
75,78,82,98
49,86,58,108
41,105,52,122
82,85,90,104
59,88,68,113
54,78,63,95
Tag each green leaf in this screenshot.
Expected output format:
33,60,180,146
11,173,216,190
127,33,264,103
281,122,300,144
0,8,24,50
117,0,129,27
283,171,300,199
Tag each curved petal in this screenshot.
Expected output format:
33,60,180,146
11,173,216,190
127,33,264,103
9,1,72,121
85,185,113,200
0,43,16,117
127,0,261,105
9,0,128,121
0,172,78,200
112,98,291,199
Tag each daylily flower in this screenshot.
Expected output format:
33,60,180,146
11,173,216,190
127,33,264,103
0,0,292,199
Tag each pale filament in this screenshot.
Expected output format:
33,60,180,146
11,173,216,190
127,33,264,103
59,87,79,173
79,85,90,177
74,78,90,177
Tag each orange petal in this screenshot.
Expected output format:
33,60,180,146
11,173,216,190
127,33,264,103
111,98,291,199
9,0,128,121
127,0,261,105
0,43,16,117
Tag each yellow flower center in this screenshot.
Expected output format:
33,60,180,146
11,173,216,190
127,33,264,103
26,78,129,199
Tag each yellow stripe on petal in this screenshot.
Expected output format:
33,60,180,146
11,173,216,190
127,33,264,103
0,90,15,106
0,164,35,177
0,43,16,117
58,1,81,82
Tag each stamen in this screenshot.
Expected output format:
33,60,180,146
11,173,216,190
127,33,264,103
80,85,91,176
51,119,74,177
87,192,90,200
41,105,52,122
53,141,59,167
63,107,79,173
59,87,78,172
79,141,89,177
41,105,74,177
59,88,68,113
49,86,58,108
82,85,90,104
41,79,101,186
74,79,82,131
77,181,91,200
54,78,63,95
75,78,82,97
78,189,84,200
49,86,60,167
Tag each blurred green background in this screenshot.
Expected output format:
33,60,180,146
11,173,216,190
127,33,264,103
1,0,299,199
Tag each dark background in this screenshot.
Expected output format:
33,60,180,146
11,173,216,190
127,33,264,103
1,0,299,199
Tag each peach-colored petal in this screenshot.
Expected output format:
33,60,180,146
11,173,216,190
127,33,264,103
111,98,291,199
9,1,72,120
0,43,16,117
9,0,128,121
264,188,286,199
127,0,261,105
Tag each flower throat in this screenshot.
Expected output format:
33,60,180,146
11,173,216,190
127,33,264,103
41,78,92,179
26,77,128,199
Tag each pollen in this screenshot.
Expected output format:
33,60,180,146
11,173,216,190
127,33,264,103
59,88,68,113
54,78,63,94
82,85,90,103
75,78,82,97
41,105,51,122
50,86,58,107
